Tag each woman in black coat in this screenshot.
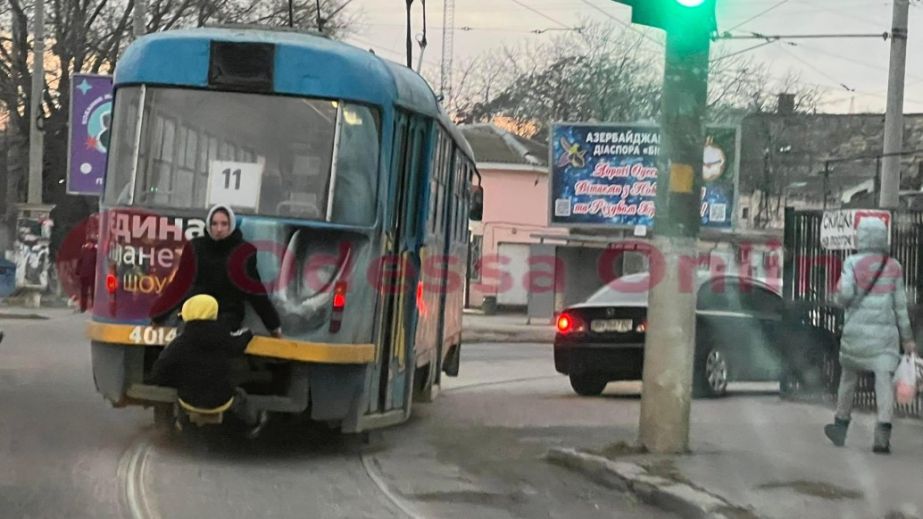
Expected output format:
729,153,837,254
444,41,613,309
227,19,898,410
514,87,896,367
150,204,282,337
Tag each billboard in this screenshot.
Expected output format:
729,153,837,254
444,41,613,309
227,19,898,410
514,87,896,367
67,74,113,196
549,123,739,229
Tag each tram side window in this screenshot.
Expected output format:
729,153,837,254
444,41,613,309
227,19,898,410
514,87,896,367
429,133,445,234
104,88,142,204
453,158,464,241
330,104,380,225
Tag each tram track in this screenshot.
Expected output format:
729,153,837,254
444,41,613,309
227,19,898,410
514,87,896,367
119,375,561,519
358,373,559,519
118,432,158,519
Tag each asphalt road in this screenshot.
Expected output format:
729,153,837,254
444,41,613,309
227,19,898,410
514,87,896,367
0,312,674,519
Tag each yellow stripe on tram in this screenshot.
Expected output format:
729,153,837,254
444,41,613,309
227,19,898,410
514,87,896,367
85,321,375,364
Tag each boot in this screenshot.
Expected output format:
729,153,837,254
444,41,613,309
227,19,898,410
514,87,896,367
824,417,850,447
873,423,892,454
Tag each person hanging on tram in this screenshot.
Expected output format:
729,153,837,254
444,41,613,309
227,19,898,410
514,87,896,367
146,294,269,438
150,203,283,337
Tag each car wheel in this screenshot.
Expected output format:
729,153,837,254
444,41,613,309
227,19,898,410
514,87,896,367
569,374,608,396
694,347,729,398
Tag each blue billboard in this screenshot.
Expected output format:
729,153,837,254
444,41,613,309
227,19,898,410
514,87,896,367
549,123,738,229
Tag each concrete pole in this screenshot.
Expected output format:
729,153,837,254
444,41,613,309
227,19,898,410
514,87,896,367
879,0,909,209
133,0,146,39
638,25,710,455
27,0,45,205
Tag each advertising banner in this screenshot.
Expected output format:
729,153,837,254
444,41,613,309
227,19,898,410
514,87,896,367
67,74,113,196
549,123,739,229
820,209,891,250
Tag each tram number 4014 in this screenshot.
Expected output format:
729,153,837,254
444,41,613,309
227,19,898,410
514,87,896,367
128,326,177,346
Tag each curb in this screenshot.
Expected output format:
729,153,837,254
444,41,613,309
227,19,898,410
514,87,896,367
463,330,554,344
546,447,759,519
0,312,50,320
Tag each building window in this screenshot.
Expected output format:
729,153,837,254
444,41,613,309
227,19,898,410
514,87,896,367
741,207,750,221
469,234,483,281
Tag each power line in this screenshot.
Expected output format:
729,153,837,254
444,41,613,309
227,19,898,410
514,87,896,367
793,40,923,84
347,35,440,68
726,0,792,32
577,0,665,48
508,0,571,29
717,32,890,41
776,45,856,92
361,23,552,33
710,40,782,61
361,22,582,34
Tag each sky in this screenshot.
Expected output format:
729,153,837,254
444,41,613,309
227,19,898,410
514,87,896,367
341,0,923,114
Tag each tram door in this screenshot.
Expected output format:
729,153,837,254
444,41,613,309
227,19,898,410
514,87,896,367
368,113,427,413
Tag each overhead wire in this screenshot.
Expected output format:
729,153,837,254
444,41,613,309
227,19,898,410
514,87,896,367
508,0,571,29
725,0,791,32
577,0,665,48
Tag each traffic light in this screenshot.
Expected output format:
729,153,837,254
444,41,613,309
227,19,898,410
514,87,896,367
613,0,717,35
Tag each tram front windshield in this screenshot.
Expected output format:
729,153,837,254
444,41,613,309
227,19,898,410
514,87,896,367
104,87,379,226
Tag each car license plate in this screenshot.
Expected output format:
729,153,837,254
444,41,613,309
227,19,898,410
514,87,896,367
591,319,632,333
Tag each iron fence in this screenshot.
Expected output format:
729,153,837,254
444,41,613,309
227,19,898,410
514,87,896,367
784,208,923,417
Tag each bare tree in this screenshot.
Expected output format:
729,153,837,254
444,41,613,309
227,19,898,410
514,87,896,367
0,0,356,252
439,20,821,142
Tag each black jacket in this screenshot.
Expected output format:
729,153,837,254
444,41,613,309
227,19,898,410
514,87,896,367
146,321,253,409
149,229,281,331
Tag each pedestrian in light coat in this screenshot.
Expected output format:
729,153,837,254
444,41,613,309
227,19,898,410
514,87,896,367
824,217,916,453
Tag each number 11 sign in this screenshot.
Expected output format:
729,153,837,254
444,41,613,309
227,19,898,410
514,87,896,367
207,160,264,210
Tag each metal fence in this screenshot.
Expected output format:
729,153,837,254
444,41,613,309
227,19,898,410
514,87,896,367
783,208,923,418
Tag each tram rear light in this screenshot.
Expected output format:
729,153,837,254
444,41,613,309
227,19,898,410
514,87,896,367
333,282,347,311
330,281,347,333
415,280,426,315
106,273,118,294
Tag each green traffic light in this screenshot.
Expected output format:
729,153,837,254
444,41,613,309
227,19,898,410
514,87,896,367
676,0,705,6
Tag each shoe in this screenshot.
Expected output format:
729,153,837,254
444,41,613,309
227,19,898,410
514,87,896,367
873,423,892,454
824,416,850,447
245,411,269,440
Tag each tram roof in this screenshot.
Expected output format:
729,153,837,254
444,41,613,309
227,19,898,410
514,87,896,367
114,26,475,163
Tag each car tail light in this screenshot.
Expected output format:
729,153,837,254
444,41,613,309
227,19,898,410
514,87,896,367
330,281,347,333
556,312,584,334
556,314,572,333
635,320,647,333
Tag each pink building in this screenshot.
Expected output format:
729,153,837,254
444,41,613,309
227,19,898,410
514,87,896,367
460,125,568,310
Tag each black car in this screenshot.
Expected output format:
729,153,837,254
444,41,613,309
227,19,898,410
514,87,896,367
553,273,836,397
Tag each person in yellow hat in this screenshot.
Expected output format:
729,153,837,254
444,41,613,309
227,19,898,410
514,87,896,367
147,294,268,437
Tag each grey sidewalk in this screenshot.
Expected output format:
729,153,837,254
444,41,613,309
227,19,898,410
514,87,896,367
462,310,556,344
554,394,923,519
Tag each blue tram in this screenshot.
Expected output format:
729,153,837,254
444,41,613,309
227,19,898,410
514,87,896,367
86,26,481,431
